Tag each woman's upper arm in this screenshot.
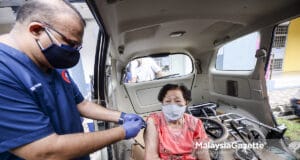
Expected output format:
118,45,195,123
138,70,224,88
144,117,161,160
195,119,209,142
194,119,211,160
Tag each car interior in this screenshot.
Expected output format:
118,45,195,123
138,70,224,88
86,0,300,159
1,0,300,160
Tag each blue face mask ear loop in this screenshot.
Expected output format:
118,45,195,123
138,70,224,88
46,27,58,42
36,27,57,50
36,27,51,49
36,39,45,51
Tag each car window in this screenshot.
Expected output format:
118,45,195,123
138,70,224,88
67,3,99,99
124,54,193,83
216,32,261,71
0,7,15,35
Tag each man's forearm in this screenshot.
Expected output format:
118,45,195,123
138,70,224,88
77,100,121,122
12,127,125,160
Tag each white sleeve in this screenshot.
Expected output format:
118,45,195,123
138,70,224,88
149,59,162,73
130,60,138,77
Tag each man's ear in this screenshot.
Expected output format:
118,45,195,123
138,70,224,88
28,22,44,38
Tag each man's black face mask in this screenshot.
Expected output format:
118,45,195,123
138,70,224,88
36,27,81,69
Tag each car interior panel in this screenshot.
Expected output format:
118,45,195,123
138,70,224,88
1,0,299,159
85,0,300,159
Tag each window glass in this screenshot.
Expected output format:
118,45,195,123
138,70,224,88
266,18,300,80
0,7,16,35
124,54,193,83
216,32,260,71
68,3,99,99
267,22,289,72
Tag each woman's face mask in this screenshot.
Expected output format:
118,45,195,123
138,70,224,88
162,104,186,121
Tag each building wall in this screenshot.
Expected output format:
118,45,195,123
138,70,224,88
283,18,300,72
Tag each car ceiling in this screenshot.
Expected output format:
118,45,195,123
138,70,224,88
92,0,300,61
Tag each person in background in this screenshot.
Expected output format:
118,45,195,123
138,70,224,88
124,62,133,83
130,57,164,83
0,1,144,160
144,84,210,160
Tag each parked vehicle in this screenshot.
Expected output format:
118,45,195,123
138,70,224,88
86,0,300,159
1,0,300,159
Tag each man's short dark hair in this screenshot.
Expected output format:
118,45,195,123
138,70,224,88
16,0,86,26
157,84,192,102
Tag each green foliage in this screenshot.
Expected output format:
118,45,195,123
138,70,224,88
277,118,300,141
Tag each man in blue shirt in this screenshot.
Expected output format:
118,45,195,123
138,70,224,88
0,0,145,159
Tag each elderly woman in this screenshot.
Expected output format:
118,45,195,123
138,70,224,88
144,84,210,160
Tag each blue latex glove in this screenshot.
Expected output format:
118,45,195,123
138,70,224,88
119,112,146,128
122,117,144,139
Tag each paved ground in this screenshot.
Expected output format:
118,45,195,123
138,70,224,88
268,87,300,113
266,71,300,159
267,71,300,111
267,71,300,91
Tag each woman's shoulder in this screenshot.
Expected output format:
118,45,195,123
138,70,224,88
147,112,166,128
183,113,203,129
148,112,164,120
184,113,200,122
147,112,165,123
